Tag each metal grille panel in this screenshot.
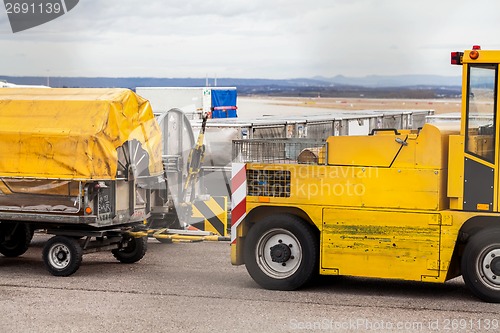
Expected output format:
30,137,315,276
247,169,291,197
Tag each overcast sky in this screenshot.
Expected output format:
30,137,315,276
1,0,499,79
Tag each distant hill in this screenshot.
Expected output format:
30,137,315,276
0,75,462,99
315,74,461,88
0,74,461,89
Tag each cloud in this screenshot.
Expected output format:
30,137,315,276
0,0,499,78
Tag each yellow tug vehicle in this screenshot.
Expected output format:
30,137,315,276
231,46,500,302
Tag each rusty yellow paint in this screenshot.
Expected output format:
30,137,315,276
0,88,163,180
321,208,441,281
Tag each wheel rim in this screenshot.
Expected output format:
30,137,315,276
48,243,71,269
255,228,302,279
478,246,500,289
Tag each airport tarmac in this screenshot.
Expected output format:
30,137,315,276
1,234,499,333
236,96,461,119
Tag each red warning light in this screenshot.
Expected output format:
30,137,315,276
472,45,481,50
451,51,463,65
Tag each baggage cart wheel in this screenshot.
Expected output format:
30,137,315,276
244,214,318,290
0,222,32,257
112,235,147,264
43,236,83,276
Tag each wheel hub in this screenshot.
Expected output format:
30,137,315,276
56,250,67,262
490,257,500,276
481,248,500,285
270,243,291,263
49,244,70,268
256,229,302,279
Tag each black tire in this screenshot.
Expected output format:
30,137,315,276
462,229,500,302
27,224,35,243
42,236,83,276
112,236,147,263
244,214,318,290
0,222,32,257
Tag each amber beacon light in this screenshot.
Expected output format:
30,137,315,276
469,45,481,60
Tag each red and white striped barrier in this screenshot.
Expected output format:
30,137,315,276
231,163,247,244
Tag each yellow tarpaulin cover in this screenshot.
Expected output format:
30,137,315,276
0,88,163,180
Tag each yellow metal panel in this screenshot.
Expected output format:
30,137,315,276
389,123,458,170
386,134,417,168
322,208,441,281
246,163,445,211
415,123,458,169
231,244,243,265
320,268,339,275
326,134,406,167
325,123,458,170
358,168,444,210
0,88,163,180
462,49,500,64
439,211,481,280
447,135,464,210
460,64,468,135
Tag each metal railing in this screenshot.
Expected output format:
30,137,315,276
232,138,325,164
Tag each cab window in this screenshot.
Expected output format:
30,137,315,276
465,65,497,162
